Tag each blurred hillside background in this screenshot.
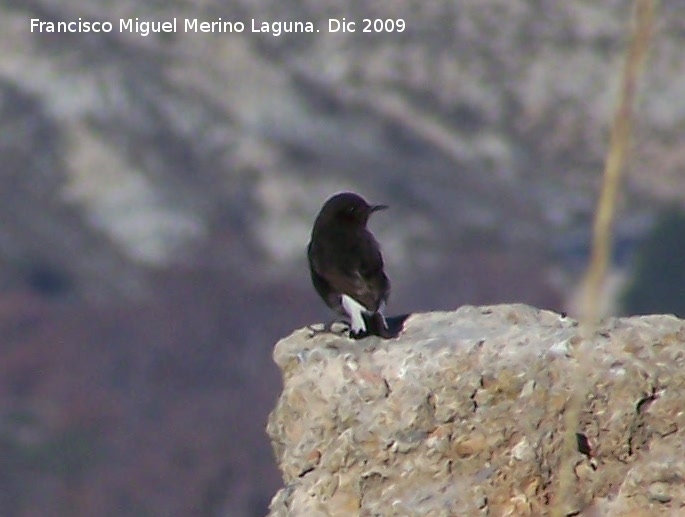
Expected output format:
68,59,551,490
1,0,684,515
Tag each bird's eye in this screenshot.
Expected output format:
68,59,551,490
347,206,356,214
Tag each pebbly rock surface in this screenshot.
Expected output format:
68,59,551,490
266,304,685,516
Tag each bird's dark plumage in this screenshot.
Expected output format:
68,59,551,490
307,192,393,338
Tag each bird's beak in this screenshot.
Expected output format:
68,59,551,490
370,204,388,213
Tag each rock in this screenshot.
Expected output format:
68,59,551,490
266,304,685,516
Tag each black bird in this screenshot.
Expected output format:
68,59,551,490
307,192,394,339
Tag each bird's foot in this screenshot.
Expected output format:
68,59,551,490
349,328,370,340
306,319,350,337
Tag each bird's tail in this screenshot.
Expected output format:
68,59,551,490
363,311,396,339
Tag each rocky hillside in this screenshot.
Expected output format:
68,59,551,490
2,0,684,298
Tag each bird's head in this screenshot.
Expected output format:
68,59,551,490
317,192,388,227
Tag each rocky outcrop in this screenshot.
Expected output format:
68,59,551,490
267,304,685,516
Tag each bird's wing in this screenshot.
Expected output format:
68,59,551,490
309,238,389,312
356,244,390,310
